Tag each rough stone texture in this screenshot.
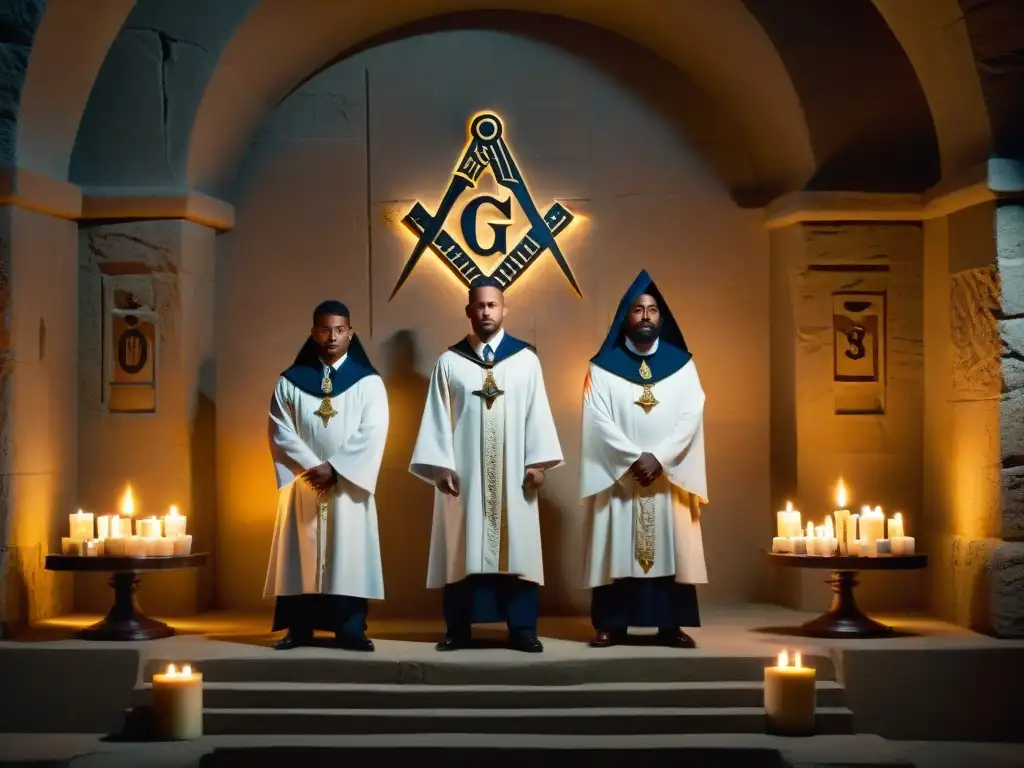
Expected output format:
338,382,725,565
950,266,1002,399
77,219,216,617
990,540,1024,638
0,0,45,167
1004,467,1024,540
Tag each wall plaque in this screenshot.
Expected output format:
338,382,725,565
104,280,158,413
391,112,579,299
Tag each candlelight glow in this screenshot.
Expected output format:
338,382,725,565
164,663,194,678
835,478,847,509
805,521,814,537
119,485,136,517
168,505,180,518
825,516,835,537
778,649,789,667
785,501,793,513
794,651,803,668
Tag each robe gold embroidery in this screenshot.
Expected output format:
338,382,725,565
634,359,659,412
315,371,339,426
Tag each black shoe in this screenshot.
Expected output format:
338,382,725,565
335,634,375,652
435,634,470,651
273,632,312,650
589,630,625,648
658,628,696,649
509,631,544,653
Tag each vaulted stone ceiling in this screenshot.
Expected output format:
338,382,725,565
5,0,1022,204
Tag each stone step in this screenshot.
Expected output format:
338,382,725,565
136,680,846,710
201,705,855,736
142,654,838,685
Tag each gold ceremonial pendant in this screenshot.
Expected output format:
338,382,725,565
473,365,505,410
315,371,339,426
634,359,659,413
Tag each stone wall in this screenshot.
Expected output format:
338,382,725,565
76,219,216,617
0,205,78,629
771,221,926,612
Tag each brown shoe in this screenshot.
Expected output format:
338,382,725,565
658,628,696,648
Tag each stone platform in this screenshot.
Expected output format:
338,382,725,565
1,604,1022,744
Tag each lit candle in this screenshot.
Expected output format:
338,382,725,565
172,535,193,556
137,517,162,538
772,537,794,554
821,517,838,556
151,663,203,740
776,501,802,539
805,521,819,556
68,510,94,542
124,536,149,558
61,537,84,556
150,537,175,557
833,479,851,556
859,505,885,547
891,536,916,556
164,506,187,538
104,537,127,556
97,515,112,540
116,485,136,540
764,650,816,736
888,512,905,539
847,514,859,556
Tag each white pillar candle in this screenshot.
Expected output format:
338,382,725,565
888,513,905,539
821,538,838,556
96,515,111,540
172,535,193,556
790,537,807,555
772,537,794,554
876,539,892,555
150,537,175,557
846,514,859,555
776,501,802,539
124,536,149,558
859,507,885,546
863,538,878,558
764,650,816,736
151,664,203,740
69,510,94,542
891,536,915,556
61,537,85,556
104,537,127,556
83,539,103,557
109,516,125,538
164,506,187,538
833,509,851,555
136,517,162,538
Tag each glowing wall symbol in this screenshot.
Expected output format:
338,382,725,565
391,112,580,300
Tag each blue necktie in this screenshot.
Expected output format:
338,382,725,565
483,344,494,363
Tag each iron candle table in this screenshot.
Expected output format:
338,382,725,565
45,553,207,641
765,551,928,638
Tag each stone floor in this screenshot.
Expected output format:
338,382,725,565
1,733,1023,768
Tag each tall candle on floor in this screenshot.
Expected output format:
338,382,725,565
151,664,203,740
764,650,816,736
164,506,186,538
833,479,851,555
777,501,801,539
69,510,94,542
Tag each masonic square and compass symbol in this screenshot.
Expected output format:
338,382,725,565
390,112,581,299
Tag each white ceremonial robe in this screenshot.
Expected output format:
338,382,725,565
410,342,563,588
581,360,708,588
264,372,389,601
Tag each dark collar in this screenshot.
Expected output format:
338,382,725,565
281,338,378,397
447,332,534,368
590,340,692,384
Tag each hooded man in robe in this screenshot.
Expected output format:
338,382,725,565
580,270,709,648
265,300,389,651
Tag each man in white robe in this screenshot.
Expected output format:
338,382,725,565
580,270,708,649
265,300,389,652
410,276,563,653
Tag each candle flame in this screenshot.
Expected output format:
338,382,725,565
874,505,883,516
805,521,814,537
182,664,192,676
894,512,902,522
164,662,194,678
166,663,176,675
777,649,789,667
168,505,180,518
794,651,803,669
120,486,136,517
836,478,847,509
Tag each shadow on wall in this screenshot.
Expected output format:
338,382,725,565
373,330,442,619
191,359,217,613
